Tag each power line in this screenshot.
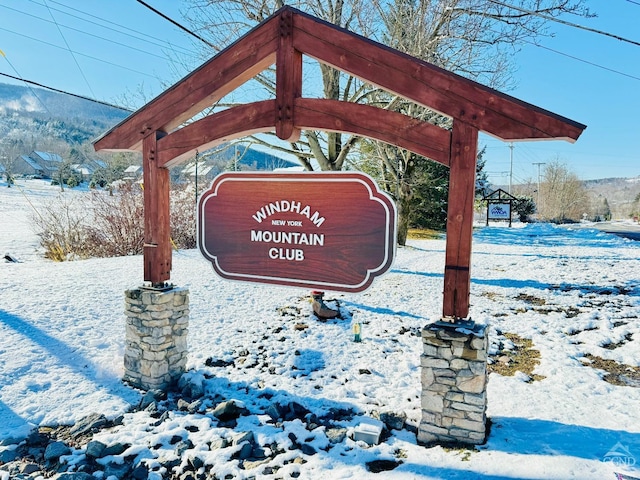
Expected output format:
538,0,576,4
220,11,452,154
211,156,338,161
0,25,159,78
0,3,198,64
525,40,640,82
135,0,216,49
486,0,640,47
42,0,96,98
37,0,197,57
0,71,132,112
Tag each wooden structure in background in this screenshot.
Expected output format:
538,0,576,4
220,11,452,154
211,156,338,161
483,189,518,227
94,6,585,320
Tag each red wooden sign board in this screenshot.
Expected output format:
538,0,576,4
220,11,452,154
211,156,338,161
197,172,397,292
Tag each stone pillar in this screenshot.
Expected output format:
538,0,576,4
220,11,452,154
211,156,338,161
418,322,488,445
123,287,189,390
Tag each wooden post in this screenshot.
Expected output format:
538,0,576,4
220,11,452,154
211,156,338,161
275,8,302,142
143,130,171,285
443,121,478,320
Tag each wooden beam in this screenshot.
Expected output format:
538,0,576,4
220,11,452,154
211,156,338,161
294,99,451,166
94,16,280,152
157,101,276,167
292,11,585,143
443,121,478,319
143,131,171,285
156,98,451,168
275,8,302,142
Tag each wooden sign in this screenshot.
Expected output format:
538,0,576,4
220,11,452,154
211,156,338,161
197,172,397,292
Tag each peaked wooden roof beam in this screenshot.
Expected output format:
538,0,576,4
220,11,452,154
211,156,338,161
291,11,585,143
93,15,281,152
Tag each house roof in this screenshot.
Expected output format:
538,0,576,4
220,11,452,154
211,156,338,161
94,6,585,168
31,151,63,163
19,155,44,171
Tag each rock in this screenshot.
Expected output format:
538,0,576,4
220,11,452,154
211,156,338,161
265,403,285,421
177,398,191,411
52,473,94,479
366,459,402,473
210,438,228,450
85,440,107,458
68,413,108,438
283,402,309,422
326,428,347,444
243,458,270,471
44,441,71,462
139,389,167,409
131,465,150,479
212,400,247,422
0,448,20,463
26,430,49,447
104,460,132,479
231,431,254,446
174,439,194,457
235,442,253,460
188,455,205,470
20,463,41,474
378,411,407,431
102,442,127,457
300,444,316,456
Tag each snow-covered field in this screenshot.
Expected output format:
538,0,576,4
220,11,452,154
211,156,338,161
1,179,640,479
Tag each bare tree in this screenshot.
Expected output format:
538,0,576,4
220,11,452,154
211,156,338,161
539,159,589,222
181,0,591,240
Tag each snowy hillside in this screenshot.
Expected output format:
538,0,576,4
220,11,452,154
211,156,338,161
1,180,639,479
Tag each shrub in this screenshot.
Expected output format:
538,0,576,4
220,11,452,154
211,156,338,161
31,194,91,261
32,182,197,260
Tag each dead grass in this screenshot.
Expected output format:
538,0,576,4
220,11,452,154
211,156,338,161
583,354,640,387
407,228,442,240
488,333,545,382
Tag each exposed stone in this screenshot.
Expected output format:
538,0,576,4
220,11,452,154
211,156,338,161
421,392,444,413
419,323,488,445
69,413,108,438
212,400,248,422
20,463,41,474
44,441,71,462
326,428,347,444
458,375,485,394
378,411,406,431
52,473,94,479
102,442,127,457
124,287,189,391
85,440,106,458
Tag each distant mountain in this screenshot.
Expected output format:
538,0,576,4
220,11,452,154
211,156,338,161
583,176,640,219
0,82,299,175
0,82,129,144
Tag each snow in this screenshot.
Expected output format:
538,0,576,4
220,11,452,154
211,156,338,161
1,179,640,479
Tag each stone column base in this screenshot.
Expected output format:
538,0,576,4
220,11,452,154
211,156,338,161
123,287,189,390
418,322,488,445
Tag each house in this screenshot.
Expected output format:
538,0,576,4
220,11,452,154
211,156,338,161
12,151,63,179
123,165,143,181
71,164,95,182
30,151,63,178
12,154,46,178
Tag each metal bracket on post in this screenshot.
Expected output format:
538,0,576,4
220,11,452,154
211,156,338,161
140,282,174,292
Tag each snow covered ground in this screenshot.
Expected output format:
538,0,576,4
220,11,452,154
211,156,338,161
1,179,640,479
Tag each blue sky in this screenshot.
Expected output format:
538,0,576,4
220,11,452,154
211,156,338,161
0,0,638,182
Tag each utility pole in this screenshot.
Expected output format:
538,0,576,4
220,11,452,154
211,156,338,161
508,142,514,195
532,162,546,212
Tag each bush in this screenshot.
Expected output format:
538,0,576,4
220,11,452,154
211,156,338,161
32,182,197,260
31,195,92,261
